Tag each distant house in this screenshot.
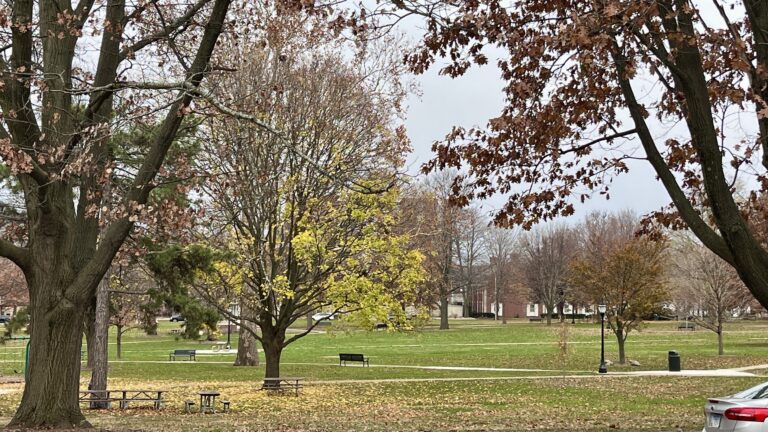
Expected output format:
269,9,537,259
468,287,592,320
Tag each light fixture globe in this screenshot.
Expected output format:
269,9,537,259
598,304,607,314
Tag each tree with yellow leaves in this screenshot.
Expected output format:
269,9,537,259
191,20,425,378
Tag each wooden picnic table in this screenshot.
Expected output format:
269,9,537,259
79,389,167,410
198,390,221,413
261,377,304,396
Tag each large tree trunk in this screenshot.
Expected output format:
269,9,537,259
263,340,283,378
439,294,449,330
9,283,89,428
262,325,286,378
235,325,259,366
88,275,109,409
545,304,552,326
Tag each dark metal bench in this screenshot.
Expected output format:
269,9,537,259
678,323,696,331
169,349,196,361
339,353,369,366
529,316,543,322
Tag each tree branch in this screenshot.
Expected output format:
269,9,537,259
0,239,29,270
609,44,734,265
118,0,212,63
62,0,233,308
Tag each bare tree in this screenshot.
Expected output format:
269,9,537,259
521,225,574,325
483,226,517,322
454,207,486,317
671,235,752,355
423,170,465,329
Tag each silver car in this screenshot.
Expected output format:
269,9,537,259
704,381,768,431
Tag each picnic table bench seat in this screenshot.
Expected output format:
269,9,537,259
339,353,369,366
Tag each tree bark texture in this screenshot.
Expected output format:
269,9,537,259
234,324,259,366
263,340,283,378
87,274,109,409
717,329,724,356
9,281,89,427
84,313,94,370
260,325,286,378
439,295,449,330
616,328,626,364
545,303,553,326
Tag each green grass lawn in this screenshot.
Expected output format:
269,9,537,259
1,318,767,430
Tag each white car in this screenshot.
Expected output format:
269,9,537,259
312,312,336,322
704,381,768,431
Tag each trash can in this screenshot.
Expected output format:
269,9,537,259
668,351,681,372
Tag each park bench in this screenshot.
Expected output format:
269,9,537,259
168,329,181,335
678,322,696,331
339,353,369,367
528,316,542,322
169,349,196,361
261,377,304,396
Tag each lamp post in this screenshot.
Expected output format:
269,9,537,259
598,304,607,374
226,316,231,349
226,303,235,350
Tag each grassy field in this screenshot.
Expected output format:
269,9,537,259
1,318,768,430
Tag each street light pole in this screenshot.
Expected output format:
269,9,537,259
598,304,607,374
226,303,233,350
226,316,231,349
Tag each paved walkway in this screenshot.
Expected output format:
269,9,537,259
89,359,767,378
0,360,761,394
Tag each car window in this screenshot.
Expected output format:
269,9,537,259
733,382,768,399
